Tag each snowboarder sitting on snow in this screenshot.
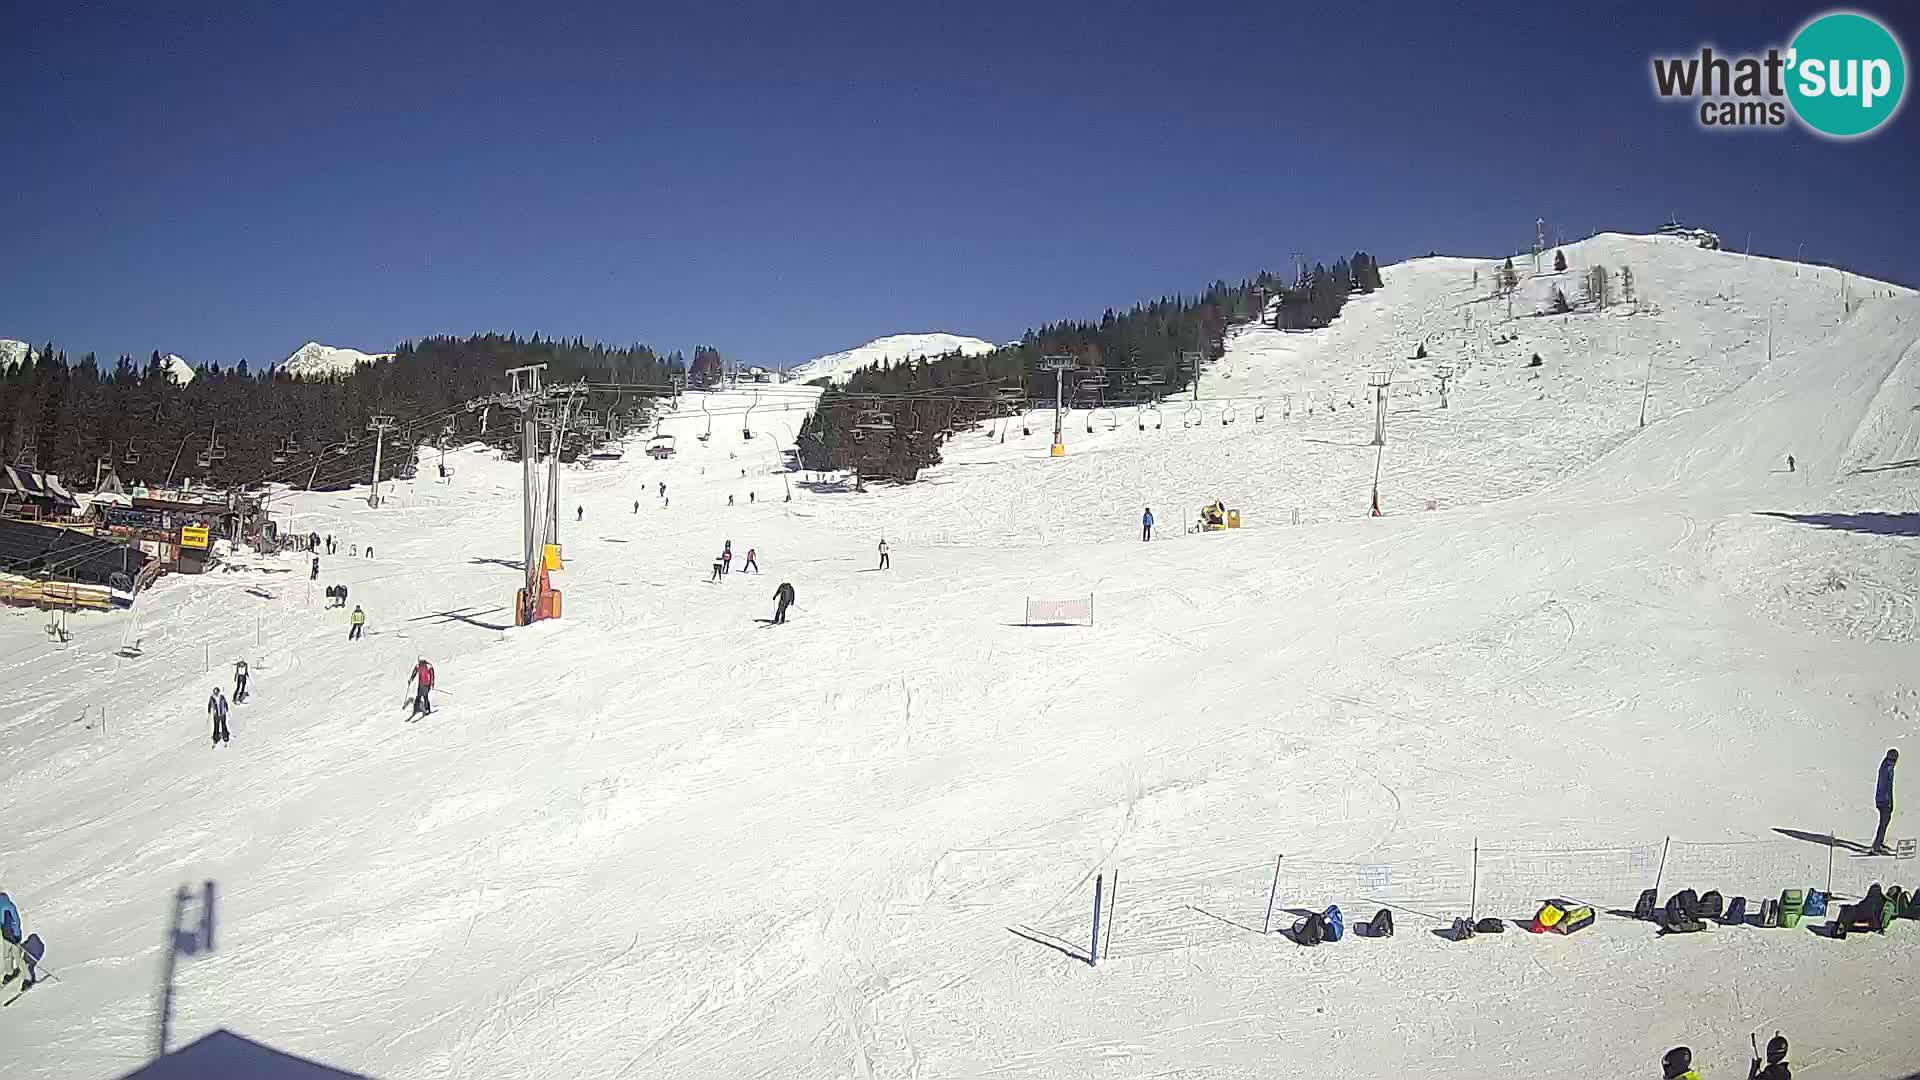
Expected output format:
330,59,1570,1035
773,581,795,624
0,892,30,990
349,605,366,640
233,660,249,702
408,658,436,717
207,687,231,745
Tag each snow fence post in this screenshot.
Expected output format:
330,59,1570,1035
1827,824,1836,896
1104,868,1119,960
1089,873,1103,967
1652,836,1671,899
1262,854,1284,935
1469,838,1478,921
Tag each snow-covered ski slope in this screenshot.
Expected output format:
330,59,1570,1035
5,234,1920,1080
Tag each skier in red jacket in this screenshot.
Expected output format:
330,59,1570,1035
408,659,436,718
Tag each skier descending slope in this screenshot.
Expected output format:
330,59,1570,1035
407,658,436,719
772,581,795,624
207,688,231,746
0,893,29,992
232,660,249,702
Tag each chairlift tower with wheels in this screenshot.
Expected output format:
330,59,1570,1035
365,415,396,507
1368,370,1392,446
1042,354,1075,457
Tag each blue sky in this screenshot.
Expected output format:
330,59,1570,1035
3,1,1915,368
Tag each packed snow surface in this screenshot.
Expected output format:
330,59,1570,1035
4,235,1919,1079
788,332,996,384
278,342,393,379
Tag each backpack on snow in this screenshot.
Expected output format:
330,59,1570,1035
1365,908,1394,938
1633,888,1659,922
1474,917,1506,935
1449,917,1475,941
1293,913,1327,946
1803,889,1828,918
1322,905,1345,943
1759,899,1779,928
1722,896,1748,925
1696,891,1724,921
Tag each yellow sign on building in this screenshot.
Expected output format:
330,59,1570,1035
180,524,210,549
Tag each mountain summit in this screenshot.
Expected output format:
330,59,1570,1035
278,341,393,379
788,332,995,384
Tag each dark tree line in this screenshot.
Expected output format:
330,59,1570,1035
797,251,1384,482
0,334,683,492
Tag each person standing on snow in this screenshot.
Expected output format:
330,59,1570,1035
0,892,29,990
233,660,250,702
1662,1046,1701,1080
365,545,374,559
742,547,758,573
309,530,320,550
1750,1033,1790,1080
1786,454,1796,473
710,556,725,583
310,555,320,581
633,500,639,514
407,658,436,717
349,605,366,641
207,687,231,745
772,581,795,624
577,505,584,522
1142,506,1154,542
877,538,890,570
1873,748,1899,854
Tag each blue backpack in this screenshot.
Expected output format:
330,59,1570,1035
1322,905,1345,942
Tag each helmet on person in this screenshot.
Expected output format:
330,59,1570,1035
1662,1046,1692,1078
1766,1034,1788,1063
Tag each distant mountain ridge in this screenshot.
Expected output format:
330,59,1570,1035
788,333,996,384
278,341,393,379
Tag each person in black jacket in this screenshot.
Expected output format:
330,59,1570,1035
1750,1032,1790,1079
772,582,795,624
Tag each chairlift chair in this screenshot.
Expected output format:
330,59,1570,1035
122,445,140,465
1254,401,1268,422
1221,403,1237,426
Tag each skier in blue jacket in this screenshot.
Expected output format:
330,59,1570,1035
0,892,28,990
1141,507,1154,542
1872,748,1898,854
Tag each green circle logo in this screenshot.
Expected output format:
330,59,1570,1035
1787,11,1907,138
